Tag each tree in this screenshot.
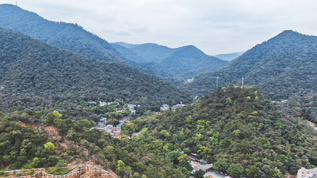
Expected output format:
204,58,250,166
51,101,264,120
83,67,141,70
194,170,205,178
45,111,62,125
227,163,244,178
44,142,56,155
213,158,229,172
167,151,182,165
31,157,42,168
226,97,232,105
124,122,137,135
117,160,126,175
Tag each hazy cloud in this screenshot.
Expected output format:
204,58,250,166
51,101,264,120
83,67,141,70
2,0,317,54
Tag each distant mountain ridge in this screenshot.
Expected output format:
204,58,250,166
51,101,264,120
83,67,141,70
112,42,229,79
215,51,245,61
0,4,123,62
0,27,191,111
0,4,228,81
187,30,317,100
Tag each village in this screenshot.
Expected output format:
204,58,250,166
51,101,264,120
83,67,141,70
90,102,186,138
89,101,234,178
89,101,317,178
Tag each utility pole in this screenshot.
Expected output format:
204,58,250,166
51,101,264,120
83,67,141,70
242,77,244,87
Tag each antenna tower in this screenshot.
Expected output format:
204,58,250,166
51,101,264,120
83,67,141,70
211,77,219,89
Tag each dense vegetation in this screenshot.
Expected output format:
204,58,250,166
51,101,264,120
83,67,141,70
126,86,317,177
187,30,317,100
281,95,317,124
0,27,191,112
0,109,187,177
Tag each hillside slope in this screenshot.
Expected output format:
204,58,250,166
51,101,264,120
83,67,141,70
0,109,183,177
0,4,122,63
0,27,191,111
187,30,317,100
128,86,317,177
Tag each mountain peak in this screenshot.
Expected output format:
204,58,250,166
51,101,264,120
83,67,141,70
273,30,306,40
0,3,18,7
279,30,302,36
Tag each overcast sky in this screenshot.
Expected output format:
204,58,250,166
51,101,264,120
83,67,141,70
2,0,317,55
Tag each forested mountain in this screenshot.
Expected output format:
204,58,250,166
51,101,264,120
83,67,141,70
215,51,245,61
0,4,228,81
116,42,176,63
112,42,229,79
127,86,317,177
0,27,191,111
0,4,123,63
160,45,228,79
187,30,317,100
111,43,175,78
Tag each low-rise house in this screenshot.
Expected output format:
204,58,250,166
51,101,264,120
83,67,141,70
190,160,213,172
160,104,170,111
171,102,185,111
97,118,107,127
297,167,317,178
187,78,194,83
113,130,121,138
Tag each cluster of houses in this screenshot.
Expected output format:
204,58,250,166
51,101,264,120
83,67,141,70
99,101,138,114
160,102,185,112
92,117,130,138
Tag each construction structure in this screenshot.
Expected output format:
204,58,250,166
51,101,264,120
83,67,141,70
3,164,118,178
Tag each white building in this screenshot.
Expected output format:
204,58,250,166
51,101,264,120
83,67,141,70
297,167,317,178
160,104,170,111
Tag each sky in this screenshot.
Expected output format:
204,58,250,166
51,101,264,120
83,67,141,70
1,0,317,55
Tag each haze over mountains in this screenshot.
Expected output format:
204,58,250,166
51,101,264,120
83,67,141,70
187,30,317,100
1,4,317,103
215,51,245,61
112,42,229,79
0,4,228,81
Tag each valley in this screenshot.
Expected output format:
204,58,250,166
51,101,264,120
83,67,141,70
0,3,317,178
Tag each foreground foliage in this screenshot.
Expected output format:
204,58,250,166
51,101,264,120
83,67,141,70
128,86,317,177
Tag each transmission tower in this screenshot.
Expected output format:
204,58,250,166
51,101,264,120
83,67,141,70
211,76,219,89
